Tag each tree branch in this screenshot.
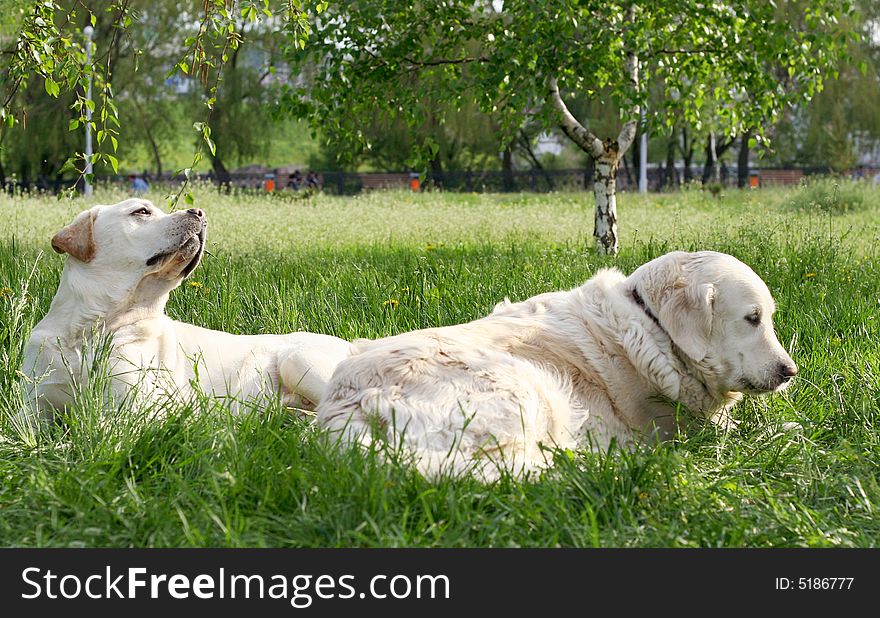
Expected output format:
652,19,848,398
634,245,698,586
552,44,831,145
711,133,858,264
403,55,489,67
615,5,640,158
617,118,638,157
547,76,604,159
650,48,723,56
617,48,640,158
359,46,488,73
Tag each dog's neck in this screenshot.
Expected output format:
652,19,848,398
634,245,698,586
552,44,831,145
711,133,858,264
106,274,176,329
43,263,175,344
631,287,664,334
629,285,737,417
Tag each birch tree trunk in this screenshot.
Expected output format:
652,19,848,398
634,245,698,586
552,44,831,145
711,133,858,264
593,146,621,254
547,43,638,256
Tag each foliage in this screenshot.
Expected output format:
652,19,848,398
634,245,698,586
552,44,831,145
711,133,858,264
765,0,880,171
283,1,854,163
312,99,503,173
0,0,318,199
0,0,130,185
280,1,854,255
784,176,873,214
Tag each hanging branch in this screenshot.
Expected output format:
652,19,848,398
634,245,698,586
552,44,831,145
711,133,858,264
0,0,319,199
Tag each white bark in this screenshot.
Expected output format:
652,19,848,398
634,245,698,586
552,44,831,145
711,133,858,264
546,4,640,257
547,76,623,255
617,109,638,158
616,10,640,157
593,152,620,256
547,77,604,159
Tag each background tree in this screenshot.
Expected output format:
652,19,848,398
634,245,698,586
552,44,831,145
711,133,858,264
0,0,314,198
312,98,502,174
282,0,852,255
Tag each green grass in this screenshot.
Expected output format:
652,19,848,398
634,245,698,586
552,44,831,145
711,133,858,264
1,180,880,547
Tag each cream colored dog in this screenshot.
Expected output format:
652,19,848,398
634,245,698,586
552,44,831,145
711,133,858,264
23,198,352,419
317,251,798,479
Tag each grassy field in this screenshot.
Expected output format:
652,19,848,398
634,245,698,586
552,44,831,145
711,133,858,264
1,180,879,547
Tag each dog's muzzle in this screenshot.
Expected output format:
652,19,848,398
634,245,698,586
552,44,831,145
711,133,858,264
145,209,208,276
740,360,798,394
179,226,207,277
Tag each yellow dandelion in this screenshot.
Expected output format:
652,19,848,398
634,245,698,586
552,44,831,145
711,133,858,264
188,281,204,288
804,272,817,278
0,287,12,299
383,298,399,308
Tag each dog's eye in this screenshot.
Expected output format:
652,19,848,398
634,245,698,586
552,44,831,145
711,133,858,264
131,207,152,217
745,312,761,326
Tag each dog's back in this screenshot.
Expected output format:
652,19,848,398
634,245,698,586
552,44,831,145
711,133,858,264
316,324,579,479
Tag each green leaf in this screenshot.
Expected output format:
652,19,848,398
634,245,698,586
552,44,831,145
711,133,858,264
59,157,79,174
44,77,60,97
105,154,119,174
68,119,80,131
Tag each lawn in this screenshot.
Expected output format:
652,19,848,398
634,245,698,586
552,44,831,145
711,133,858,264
1,180,879,547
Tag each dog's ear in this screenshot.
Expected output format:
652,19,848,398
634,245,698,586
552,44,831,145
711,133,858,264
658,278,715,362
51,210,96,262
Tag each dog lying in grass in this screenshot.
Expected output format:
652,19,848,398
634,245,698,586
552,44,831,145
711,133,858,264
22,198,351,419
317,251,798,479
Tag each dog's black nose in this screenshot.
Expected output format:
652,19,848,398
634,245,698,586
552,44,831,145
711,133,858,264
187,208,204,218
778,362,798,381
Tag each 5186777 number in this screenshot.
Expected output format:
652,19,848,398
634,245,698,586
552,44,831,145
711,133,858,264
775,577,854,590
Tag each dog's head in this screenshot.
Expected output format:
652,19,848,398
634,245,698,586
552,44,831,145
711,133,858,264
628,251,797,396
51,198,207,307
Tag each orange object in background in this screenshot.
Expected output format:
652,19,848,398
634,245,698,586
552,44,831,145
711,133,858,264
749,172,759,188
265,178,275,192
410,177,420,192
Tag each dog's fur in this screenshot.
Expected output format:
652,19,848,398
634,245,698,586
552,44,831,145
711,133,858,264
316,251,798,479
23,198,352,418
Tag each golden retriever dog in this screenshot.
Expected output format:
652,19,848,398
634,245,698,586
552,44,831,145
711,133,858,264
22,198,352,419
316,251,797,479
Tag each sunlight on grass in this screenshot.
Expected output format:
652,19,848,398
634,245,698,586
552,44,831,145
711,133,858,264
1,182,879,547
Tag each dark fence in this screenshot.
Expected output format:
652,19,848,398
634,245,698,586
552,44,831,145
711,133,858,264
4,165,862,196
309,166,848,194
